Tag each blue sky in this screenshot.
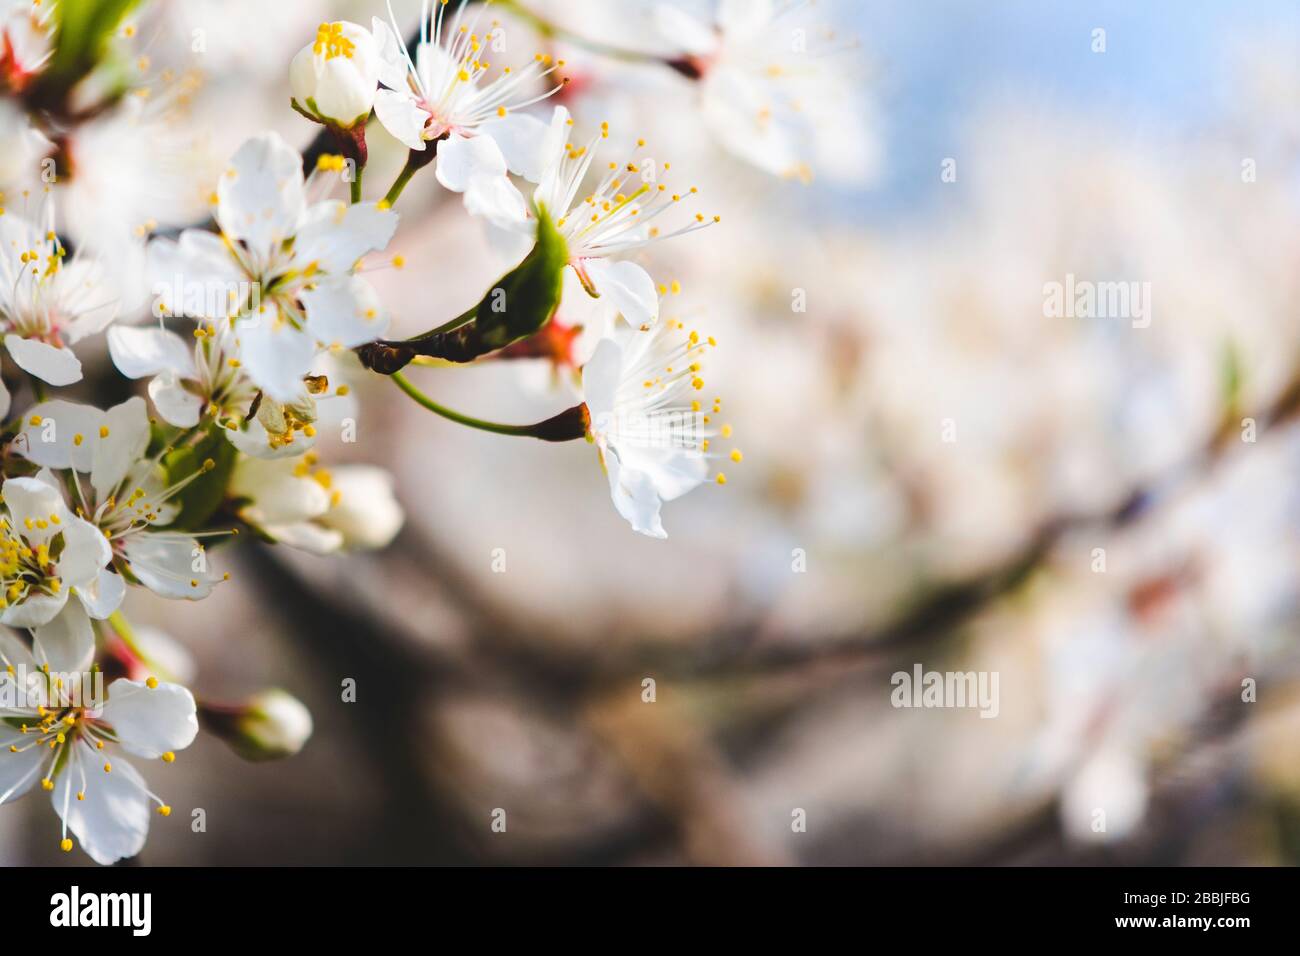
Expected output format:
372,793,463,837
842,0,1300,220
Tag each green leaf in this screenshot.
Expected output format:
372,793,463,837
359,206,568,370
36,0,141,105
473,202,568,348
161,426,238,532
51,0,140,74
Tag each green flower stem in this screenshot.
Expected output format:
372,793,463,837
391,372,539,437
383,162,418,208
391,372,588,441
350,166,364,204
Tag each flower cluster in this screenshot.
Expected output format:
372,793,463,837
0,0,857,864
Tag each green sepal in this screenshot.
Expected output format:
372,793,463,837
161,426,238,532
357,204,568,370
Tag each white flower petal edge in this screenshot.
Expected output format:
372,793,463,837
581,316,738,538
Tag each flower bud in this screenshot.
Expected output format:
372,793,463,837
290,21,380,130
318,466,405,550
201,690,313,762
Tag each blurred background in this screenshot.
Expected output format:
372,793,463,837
6,0,1300,865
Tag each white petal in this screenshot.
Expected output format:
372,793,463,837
147,230,245,321
234,305,318,403
4,335,82,386
296,201,399,274
0,728,46,803
435,131,507,193
372,16,412,90
78,567,127,621
262,522,345,555
55,258,119,343
373,87,430,151
120,535,221,600
230,457,332,525
653,3,720,55
717,0,775,39
148,371,203,429
107,325,195,379
302,275,389,348
15,400,101,473
226,417,317,460
463,174,528,229
581,335,625,423
0,591,69,628
616,441,709,503
14,401,95,471
0,375,8,420
1,476,68,546
477,112,552,181
0,626,36,673
53,742,150,865
318,465,405,550
91,397,150,499
56,517,113,591
216,133,306,263
700,69,801,177
580,259,660,326
484,219,536,267
602,447,667,539
102,678,199,759
31,601,94,674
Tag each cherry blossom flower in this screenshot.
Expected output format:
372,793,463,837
371,1,567,224
148,132,397,402
581,315,738,537
0,634,198,865
15,397,227,601
515,106,718,327
653,0,874,183
0,474,115,627
0,200,118,386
